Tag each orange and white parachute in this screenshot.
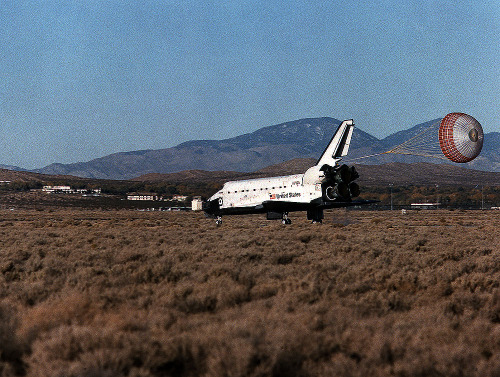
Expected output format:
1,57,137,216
438,113,483,163
386,112,483,163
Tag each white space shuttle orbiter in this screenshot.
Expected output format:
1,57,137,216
203,119,376,224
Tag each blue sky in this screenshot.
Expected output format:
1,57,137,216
0,0,498,169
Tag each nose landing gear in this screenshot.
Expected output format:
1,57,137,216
281,212,292,225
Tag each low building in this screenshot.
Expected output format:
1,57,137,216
42,186,101,195
76,188,101,195
172,194,188,202
191,196,203,211
411,203,440,209
127,193,159,201
43,185,73,193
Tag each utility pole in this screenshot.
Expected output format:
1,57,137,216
482,186,484,210
389,183,393,211
436,184,439,209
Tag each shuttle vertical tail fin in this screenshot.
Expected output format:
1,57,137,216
316,119,354,167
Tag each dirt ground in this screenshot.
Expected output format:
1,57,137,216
0,208,499,376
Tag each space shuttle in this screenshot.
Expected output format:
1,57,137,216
203,119,376,224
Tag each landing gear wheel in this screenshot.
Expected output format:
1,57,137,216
312,219,322,224
215,217,222,226
281,213,291,225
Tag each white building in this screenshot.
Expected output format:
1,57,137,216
127,193,159,201
42,186,101,195
411,203,441,209
172,194,188,202
76,188,101,195
191,196,203,211
43,185,73,193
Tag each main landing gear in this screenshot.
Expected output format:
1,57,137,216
215,216,222,226
281,212,292,225
307,208,323,224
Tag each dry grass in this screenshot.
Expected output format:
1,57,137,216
0,208,499,376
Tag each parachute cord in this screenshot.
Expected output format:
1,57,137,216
345,152,389,162
345,115,482,164
345,121,444,162
384,151,449,160
386,120,441,156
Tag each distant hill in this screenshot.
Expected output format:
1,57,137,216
17,117,500,180
467,132,500,172
136,170,258,183
354,162,500,186
36,118,356,179
134,160,500,188
0,169,60,183
134,158,319,184
2,157,499,193
0,164,26,172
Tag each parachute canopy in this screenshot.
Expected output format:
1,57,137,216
438,113,483,163
385,112,483,163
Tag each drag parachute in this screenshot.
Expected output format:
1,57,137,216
438,113,483,163
385,112,483,163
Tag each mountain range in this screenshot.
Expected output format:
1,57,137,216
2,158,499,189
9,117,500,180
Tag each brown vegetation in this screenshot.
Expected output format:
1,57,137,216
0,208,499,376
